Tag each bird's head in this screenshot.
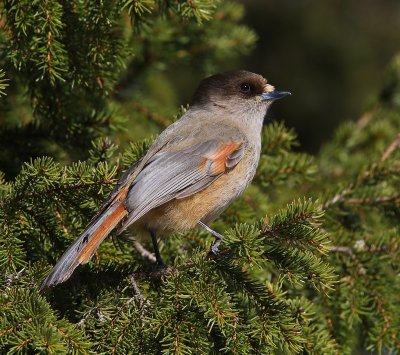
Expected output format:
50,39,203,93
191,70,290,120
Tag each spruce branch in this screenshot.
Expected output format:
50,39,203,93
262,198,329,254
259,199,335,290
121,0,154,30
0,287,92,352
256,122,317,188
323,132,400,210
177,0,219,23
214,254,287,314
262,121,299,154
121,137,154,168
39,0,67,83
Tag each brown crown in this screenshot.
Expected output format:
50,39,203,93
191,70,268,106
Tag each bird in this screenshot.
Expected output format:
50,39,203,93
40,70,290,290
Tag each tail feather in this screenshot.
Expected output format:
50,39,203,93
40,203,128,291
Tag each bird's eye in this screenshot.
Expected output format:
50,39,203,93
240,83,251,93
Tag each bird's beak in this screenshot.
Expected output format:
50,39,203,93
262,90,291,101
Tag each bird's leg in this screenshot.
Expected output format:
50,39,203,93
149,230,165,269
197,221,224,254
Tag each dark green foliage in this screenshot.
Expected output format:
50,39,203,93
1,1,400,354
257,122,317,188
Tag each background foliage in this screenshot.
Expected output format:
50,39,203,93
1,1,400,354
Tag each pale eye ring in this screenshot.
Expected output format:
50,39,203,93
240,83,251,93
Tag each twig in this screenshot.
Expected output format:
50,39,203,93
355,109,375,130
322,188,351,210
345,195,400,206
126,274,150,355
130,102,171,127
381,133,400,162
329,245,366,275
126,274,149,308
329,246,354,257
76,307,96,328
76,275,150,329
4,268,25,287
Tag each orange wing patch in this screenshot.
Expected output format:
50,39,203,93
205,142,242,175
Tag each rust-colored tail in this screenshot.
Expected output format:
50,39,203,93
40,203,128,291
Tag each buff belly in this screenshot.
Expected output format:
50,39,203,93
133,167,247,236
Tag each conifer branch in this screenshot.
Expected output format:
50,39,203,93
323,132,400,210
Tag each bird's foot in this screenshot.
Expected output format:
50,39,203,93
197,221,224,255
155,260,167,272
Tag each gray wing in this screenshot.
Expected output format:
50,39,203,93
119,139,245,231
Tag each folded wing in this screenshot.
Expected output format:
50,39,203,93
119,139,245,231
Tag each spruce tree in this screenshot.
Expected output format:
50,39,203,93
1,1,399,353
